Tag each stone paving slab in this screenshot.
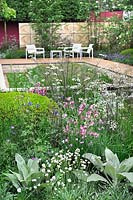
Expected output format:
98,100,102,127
0,64,7,89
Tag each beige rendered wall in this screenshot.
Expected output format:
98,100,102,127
19,22,90,48
19,23,36,47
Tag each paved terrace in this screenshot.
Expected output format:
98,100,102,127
0,57,133,89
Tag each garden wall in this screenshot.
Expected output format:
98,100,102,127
0,21,19,47
19,22,109,48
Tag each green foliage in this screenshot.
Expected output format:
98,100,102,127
0,91,57,147
0,0,16,20
4,153,43,192
102,17,133,51
6,0,30,21
45,182,133,200
5,48,25,59
74,148,133,186
29,0,62,50
0,92,56,119
0,183,14,200
0,92,56,173
60,0,80,22
120,48,133,57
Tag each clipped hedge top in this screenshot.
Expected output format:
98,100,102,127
0,92,57,117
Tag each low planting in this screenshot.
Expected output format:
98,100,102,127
0,92,57,172
5,48,26,59
7,62,113,89
1,62,133,199
96,49,133,65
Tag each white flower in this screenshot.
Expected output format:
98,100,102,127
68,167,72,171
41,168,46,173
32,179,37,182
57,181,61,186
42,163,46,168
67,179,71,183
51,176,56,181
17,188,21,193
33,186,37,189
61,182,65,187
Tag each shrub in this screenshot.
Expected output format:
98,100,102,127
120,49,133,57
5,48,25,59
0,92,57,172
0,92,56,118
0,91,57,142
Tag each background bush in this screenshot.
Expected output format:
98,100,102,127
120,48,133,57
5,48,25,59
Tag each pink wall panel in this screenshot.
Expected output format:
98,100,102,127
0,21,19,47
90,11,123,22
0,22,5,46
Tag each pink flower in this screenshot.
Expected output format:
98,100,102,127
89,132,99,138
64,102,68,108
66,97,71,101
86,110,92,116
89,104,95,110
69,101,75,109
63,125,69,133
69,101,75,105
78,102,86,115
80,125,87,136
89,121,94,126
62,113,67,118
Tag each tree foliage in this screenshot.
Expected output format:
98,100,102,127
6,0,30,21
5,0,133,22
29,0,62,51
0,0,16,20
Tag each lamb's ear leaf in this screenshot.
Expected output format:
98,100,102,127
83,153,104,171
104,163,117,183
119,172,133,184
27,159,39,173
87,173,108,183
73,170,108,183
105,148,120,169
119,157,133,172
73,170,89,182
15,153,29,181
12,171,23,182
4,173,20,189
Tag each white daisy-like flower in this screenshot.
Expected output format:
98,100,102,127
17,188,21,193
32,179,37,182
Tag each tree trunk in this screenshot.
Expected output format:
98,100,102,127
4,21,7,46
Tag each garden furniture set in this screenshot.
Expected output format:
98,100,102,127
26,43,94,60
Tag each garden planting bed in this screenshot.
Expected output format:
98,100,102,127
0,62,133,200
